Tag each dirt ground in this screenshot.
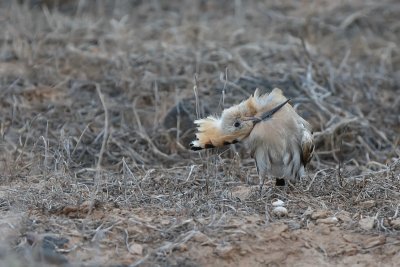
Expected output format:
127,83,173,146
0,1,399,266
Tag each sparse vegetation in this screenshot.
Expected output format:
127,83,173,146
0,1,399,266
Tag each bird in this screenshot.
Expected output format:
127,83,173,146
190,88,314,187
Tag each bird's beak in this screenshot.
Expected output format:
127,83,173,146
243,117,261,124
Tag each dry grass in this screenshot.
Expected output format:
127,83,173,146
0,0,399,266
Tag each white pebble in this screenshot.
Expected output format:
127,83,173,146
273,206,288,217
272,199,285,207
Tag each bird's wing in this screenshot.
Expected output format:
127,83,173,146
300,123,314,166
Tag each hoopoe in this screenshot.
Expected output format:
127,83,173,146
190,88,314,186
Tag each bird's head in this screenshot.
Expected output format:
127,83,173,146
190,94,259,150
189,87,290,151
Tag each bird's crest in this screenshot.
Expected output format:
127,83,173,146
190,92,257,150
189,88,287,150
190,116,221,150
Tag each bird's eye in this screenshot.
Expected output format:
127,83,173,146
234,121,241,127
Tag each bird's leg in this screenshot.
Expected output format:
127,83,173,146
259,175,265,195
255,160,265,195
275,177,290,194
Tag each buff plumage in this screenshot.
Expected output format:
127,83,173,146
190,88,314,184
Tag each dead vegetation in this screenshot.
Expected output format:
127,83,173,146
0,0,399,266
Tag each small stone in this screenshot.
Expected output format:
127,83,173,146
272,206,288,217
239,243,251,256
316,217,339,225
359,217,375,230
239,249,247,256
215,244,235,259
311,210,330,220
129,243,143,255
